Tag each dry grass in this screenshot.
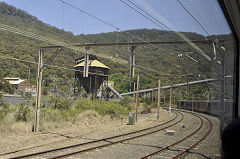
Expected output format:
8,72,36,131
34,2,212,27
0,109,118,137
0,114,32,136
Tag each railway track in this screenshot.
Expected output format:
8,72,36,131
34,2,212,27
6,111,183,159
140,110,213,159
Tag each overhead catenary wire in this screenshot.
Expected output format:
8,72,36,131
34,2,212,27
119,0,167,30
0,54,107,76
0,0,213,77
120,0,212,62
121,0,171,31
0,23,113,60
59,0,120,31
59,0,215,76
0,54,154,84
0,23,172,76
58,0,178,55
118,0,217,76
176,0,210,36
1,22,214,80
114,48,172,76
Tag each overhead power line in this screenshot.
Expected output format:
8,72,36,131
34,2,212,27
120,0,212,62
176,0,210,36
58,0,176,55
59,0,120,30
0,54,106,76
74,40,212,47
0,23,113,60
119,0,167,30
58,0,214,77
122,0,171,31
59,0,215,82
0,24,169,75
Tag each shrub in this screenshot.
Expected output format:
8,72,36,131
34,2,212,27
48,96,71,110
0,94,10,121
40,107,63,122
72,98,129,118
142,102,151,110
14,103,31,122
119,97,131,106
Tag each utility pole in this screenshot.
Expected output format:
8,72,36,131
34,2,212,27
157,79,161,120
94,70,98,99
33,47,62,132
170,87,172,107
83,48,89,78
89,77,92,97
135,75,139,122
185,80,189,110
34,49,43,132
133,82,136,104
130,46,136,79
164,93,166,105
151,91,154,106
213,40,227,130
220,43,226,130
192,94,194,113
28,69,31,79
169,87,172,114
173,92,175,106
129,57,132,79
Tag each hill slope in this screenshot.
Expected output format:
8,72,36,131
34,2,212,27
0,2,233,94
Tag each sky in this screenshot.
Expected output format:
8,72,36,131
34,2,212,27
0,0,232,36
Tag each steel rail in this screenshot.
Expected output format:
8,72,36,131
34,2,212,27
48,112,183,159
9,111,182,159
172,114,213,159
139,111,212,159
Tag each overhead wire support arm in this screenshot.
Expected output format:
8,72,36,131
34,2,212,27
40,48,63,70
57,0,177,55
73,40,215,47
119,0,211,62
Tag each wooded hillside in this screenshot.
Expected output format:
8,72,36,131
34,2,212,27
0,2,234,95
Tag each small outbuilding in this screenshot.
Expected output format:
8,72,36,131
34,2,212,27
4,77,33,94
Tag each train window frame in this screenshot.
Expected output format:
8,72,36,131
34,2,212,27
218,0,240,119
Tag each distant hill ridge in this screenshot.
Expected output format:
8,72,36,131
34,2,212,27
0,2,231,93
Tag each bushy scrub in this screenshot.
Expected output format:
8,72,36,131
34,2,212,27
48,96,71,110
72,98,129,118
0,94,10,121
142,102,151,110
118,97,133,110
14,103,31,122
40,107,64,122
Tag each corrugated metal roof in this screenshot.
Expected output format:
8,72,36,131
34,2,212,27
8,79,25,85
4,77,25,85
4,77,20,80
74,60,110,69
